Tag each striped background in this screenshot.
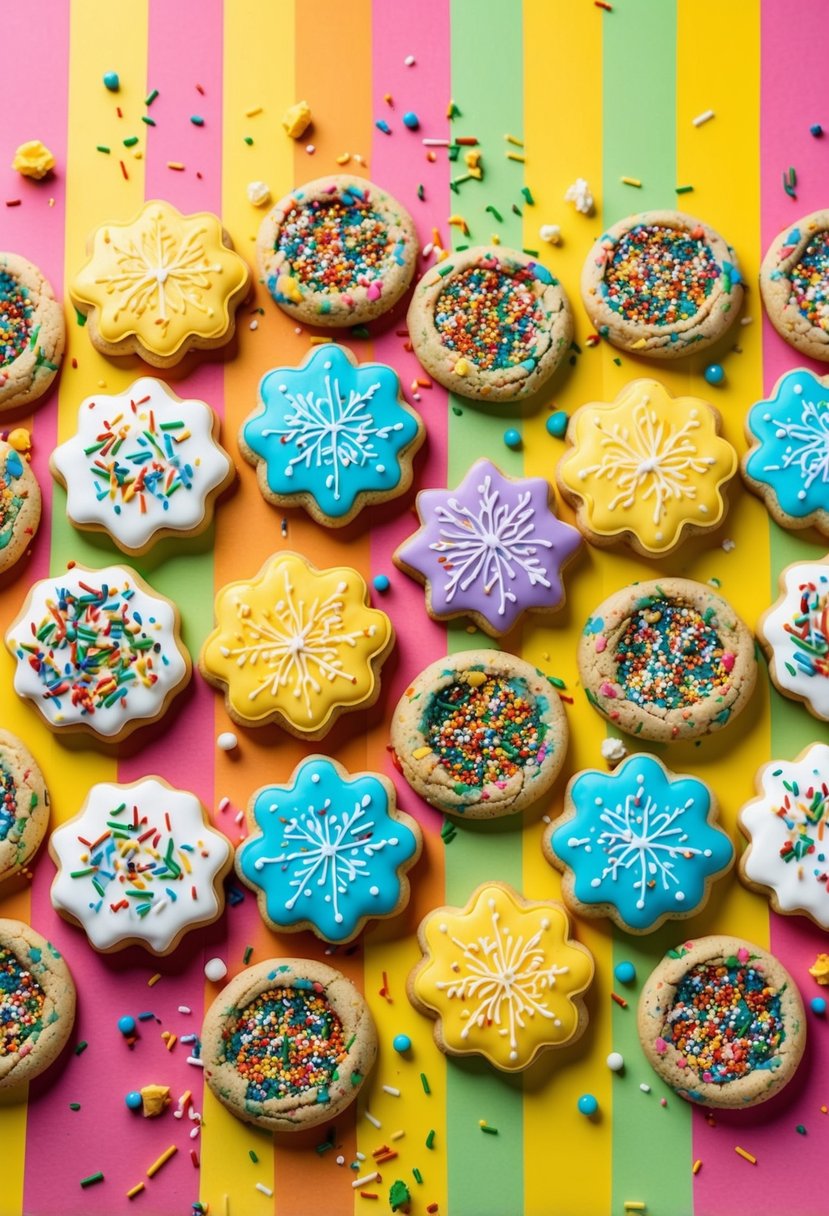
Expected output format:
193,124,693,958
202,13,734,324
0,1,827,1213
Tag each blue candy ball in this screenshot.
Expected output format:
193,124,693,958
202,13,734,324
118,1014,137,1036
504,428,522,450
103,72,120,92
811,996,827,1016
125,1090,142,1111
372,574,390,594
392,1033,412,1054
614,961,636,985
546,411,569,438
402,112,420,130
577,1093,599,1117
704,363,725,386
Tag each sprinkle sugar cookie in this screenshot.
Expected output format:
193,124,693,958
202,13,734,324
581,211,743,358
202,957,377,1131
639,935,806,1108
578,578,757,741
760,210,829,360
390,649,569,819
0,731,49,886
257,175,418,326
0,918,76,1092
0,439,41,575
407,245,574,402
0,253,65,414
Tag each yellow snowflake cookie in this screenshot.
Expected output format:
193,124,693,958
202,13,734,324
199,551,394,738
70,200,250,368
409,882,594,1072
557,379,737,557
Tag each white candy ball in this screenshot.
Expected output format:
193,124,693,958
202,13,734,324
204,957,228,983
606,1051,625,1072
217,731,238,752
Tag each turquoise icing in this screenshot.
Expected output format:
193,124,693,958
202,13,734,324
746,369,829,517
550,754,733,932
237,757,418,942
243,344,419,520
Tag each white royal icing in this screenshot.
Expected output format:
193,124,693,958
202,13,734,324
762,560,829,720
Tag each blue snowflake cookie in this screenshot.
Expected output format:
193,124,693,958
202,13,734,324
543,753,733,934
240,343,424,527
235,755,422,943
743,368,829,534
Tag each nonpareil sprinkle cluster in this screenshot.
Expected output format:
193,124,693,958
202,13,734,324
0,946,45,1056
666,961,783,1084
0,449,25,551
0,271,34,367
17,580,163,715
789,231,829,333
434,266,545,371
615,601,732,710
424,674,546,790
277,192,396,294
224,984,346,1103
84,397,197,512
783,579,829,682
0,762,19,844
603,224,719,327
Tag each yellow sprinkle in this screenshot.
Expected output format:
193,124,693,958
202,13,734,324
734,1147,757,1165
336,153,351,165
276,273,303,304
692,1160,703,1175
412,746,432,760
390,1130,405,1142
624,1205,646,1212
506,152,525,163
465,671,487,686
7,428,31,453
621,176,642,187
309,335,331,346
447,215,468,233
146,1145,178,1178
504,134,524,146
147,973,162,987
126,1183,145,1200
167,161,186,171
453,358,471,377
435,248,450,262
631,338,647,349
165,1033,177,1052
446,99,456,118
245,106,263,118
491,233,501,244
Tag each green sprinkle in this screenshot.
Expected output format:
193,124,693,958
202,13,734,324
243,945,253,965
480,1123,498,1135
70,867,97,879
547,675,566,689
521,186,535,205
447,144,460,161
412,1168,423,1185
425,1129,436,1149
69,1102,81,1111
485,204,503,221
243,135,254,145
145,88,159,106
675,184,694,194
96,145,110,154
350,325,370,339
191,116,205,126
80,1172,104,1188
75,1040,88,1055
451,405,463,416
141,115,156,126
417,183,425,200
613,356,622,366
420,1072,431,1095
249,1150,259,1163
796,1124,807,1135
512,203,523,217
350,1071,363,1086
522,248,540,256
123,136,139,147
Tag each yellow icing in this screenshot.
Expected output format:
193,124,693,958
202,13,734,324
201,551,392,731
70,200,249,359
558,379,737,555
413,883,593,1071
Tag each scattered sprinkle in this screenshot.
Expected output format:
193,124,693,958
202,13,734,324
255,1183,273,1197
103,72,120,92
735,1147,756,1165
80,1172,105,1189
621,176,642,187
692,109,715,127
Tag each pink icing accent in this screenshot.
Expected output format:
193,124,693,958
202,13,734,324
721,651,735,672
655,1036,667,1055
366,280,383,301
599,681,617,698
737,946,750,962
676,1056,687,1069
595,636,607,653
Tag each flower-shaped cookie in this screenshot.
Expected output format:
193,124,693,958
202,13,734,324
240,344,424,527
558,380,737,557
51,377,234,555
395,459,581,636
758,557,829,720
5,564,191,740
236,756,422,944
409,882,594,1072
200,552,393,737
739,744,829,928
743,369,829,535
544,754,734,934
49,778,232,954
70,200,250,367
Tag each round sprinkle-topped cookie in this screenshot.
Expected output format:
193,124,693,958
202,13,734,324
0,253,65,414
557,379,737,557
390,649,569,819
394,458,581,636
743,369,829,536
236,756,422,944
5,563,191,741
758,557,829,720
407,246,573,402
581,211,743,359
739,745,829,928
202,957,377,1131
0,438,41,574
51,377,234,555
0,731,49,886
761,210,829,360
578,578,757,741
70,200,251,368
240,344,424,528
638,935,806,1108
544,754,734,934
0,919,76,1091
50,777,232,954
200,551,393,738
409,882,594,1072
257,176,417,326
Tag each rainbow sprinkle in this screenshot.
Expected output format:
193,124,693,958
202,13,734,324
0,946,45,1056
434,264,547,370
83,395,196,512
789,231,829,333
782,575,829,681
0,271,33,366
616,600,733,710
602,224,720,327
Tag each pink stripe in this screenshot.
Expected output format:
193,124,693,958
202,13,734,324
369,0,450,835
23,6,226,1213
693,4,829,1213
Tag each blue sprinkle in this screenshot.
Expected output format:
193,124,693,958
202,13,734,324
811,124,824,137
402,112,420,130
375,119,392,135
103,71,120,92
373,574,390,594
704,363,725,386
546,410,568,438
503,428,522,450
578,1094,599,1117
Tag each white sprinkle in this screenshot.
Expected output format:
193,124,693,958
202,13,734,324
365,1111,382,1129
181,1033,196,1043
217,732,238,752
305,144,315,154
422,242,434,257
601,737,627,766
187,1056,205,1068
722,538,736,553
404,55,416,66
740,316,753,326
423,138,450,147
352,1172,380,1190
640,1083,652,1093
336,1155,345,1166
190,1124,201,1138
542,814,552,824
383,1085,401,1097
235,810,245,825
256,1183,274,1197
355,1152,366,1162
692,109,715,127
177,1005,191,1015
217,797,230,813
607,1051,625,1072
249,319,259,331
539,223,561,244
204,957,227,983
246,181,271,208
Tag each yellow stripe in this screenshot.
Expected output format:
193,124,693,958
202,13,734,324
520,4,611,1214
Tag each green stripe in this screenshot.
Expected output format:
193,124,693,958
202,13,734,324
445,2,524,1213
602,4,694,1214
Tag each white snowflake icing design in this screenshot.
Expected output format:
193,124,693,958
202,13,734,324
220,572,373,716
98,210,222,323
765,394,829,490
431,472,553,615
437,897,568,1063
262,371,404,503
579,400,715,523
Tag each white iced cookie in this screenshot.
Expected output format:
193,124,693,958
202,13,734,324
758,557,829,721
